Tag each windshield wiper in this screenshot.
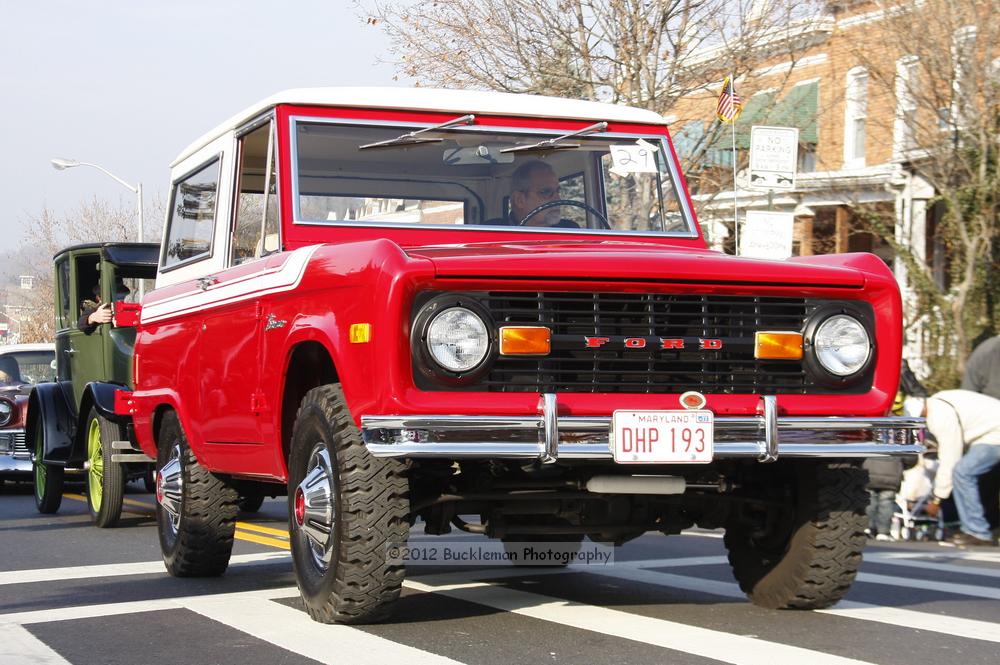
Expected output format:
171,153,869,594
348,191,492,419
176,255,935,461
499,121,608,154
358,114,476,150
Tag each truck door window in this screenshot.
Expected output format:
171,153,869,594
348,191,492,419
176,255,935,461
162,157,220,269
232,122,280,266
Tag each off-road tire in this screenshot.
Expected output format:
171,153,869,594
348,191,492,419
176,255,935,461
33,421,64,514
85,407,126,528
156,411,238,577
288,384,410,624
724,461,868,609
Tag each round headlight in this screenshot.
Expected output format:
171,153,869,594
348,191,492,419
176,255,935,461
0,399,13,427
426,307,489,372
814,314,871,376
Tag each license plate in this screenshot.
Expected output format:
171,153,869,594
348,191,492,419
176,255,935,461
611,410,714,464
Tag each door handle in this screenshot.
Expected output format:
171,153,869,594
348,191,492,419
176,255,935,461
64,348,77,355
197,275,219,291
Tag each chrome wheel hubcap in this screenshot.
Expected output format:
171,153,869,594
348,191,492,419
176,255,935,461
296,445,335,572
157,446,183,534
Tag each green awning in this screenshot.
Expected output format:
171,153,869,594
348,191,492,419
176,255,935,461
769,81,818,143
733,91,777,148
730,81,818,147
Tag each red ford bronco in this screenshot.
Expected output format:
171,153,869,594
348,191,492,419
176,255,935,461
123,88,922,624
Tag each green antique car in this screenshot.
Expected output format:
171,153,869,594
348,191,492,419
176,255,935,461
28,242,158,527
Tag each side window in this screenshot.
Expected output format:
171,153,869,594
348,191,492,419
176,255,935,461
56,257,71,329
163,158,220,269
232,122,280,265
74,255,101,326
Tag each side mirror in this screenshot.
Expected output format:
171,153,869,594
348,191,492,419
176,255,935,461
113,301,142,328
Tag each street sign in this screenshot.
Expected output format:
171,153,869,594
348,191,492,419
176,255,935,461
740,210,795,259
748,126,798,191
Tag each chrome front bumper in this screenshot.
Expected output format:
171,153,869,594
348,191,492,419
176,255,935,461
362,395,925,463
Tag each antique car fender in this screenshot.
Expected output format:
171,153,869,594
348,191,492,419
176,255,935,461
26,383,76,465
82,381,132,428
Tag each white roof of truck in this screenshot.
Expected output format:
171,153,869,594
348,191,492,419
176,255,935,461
173,87,667,166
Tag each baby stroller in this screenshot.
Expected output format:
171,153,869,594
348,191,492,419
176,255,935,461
891,456,945,541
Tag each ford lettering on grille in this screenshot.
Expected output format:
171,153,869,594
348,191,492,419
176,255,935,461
581,336,723,350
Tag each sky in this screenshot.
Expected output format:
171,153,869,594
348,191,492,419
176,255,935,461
0,0,408,256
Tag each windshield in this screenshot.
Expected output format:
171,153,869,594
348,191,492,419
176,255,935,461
0,350,56,386
293,120,693,235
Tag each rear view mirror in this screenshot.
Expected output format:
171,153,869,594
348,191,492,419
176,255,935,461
443,145,514,165
113,301,142,328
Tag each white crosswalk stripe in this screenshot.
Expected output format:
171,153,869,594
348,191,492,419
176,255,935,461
0,624,74,665
3,533,1000,664
404,576,876,665
0,551,290,587
184,595,467,665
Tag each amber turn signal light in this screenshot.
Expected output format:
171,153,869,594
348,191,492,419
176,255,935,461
349,323,371,344
499,326,551,355
754,331,803,359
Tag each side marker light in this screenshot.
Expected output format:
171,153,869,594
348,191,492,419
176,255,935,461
349,323,372,344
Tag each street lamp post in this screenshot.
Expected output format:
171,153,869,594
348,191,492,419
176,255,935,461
50,158,144,244
51,158,146,297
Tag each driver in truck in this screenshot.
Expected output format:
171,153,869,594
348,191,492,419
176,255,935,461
509,160,579,228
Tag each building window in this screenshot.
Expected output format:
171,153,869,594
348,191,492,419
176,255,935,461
844,67,868,167
18,275,35,290
894,56,919,155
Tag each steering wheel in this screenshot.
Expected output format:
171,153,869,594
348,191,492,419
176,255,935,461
518,199,610,229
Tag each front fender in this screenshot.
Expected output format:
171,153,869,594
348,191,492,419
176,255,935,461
26,383,77,466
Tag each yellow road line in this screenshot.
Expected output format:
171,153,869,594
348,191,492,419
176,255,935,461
63,493,154,518
235,529,290,550
63,492,289,551
236,521,289,538
123,496,154,509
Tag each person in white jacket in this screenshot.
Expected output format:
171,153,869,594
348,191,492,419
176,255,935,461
906,390,1000,547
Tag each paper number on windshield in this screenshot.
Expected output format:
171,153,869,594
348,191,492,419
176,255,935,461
610,141,658,175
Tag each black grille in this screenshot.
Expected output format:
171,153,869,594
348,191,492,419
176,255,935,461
478,291,821,394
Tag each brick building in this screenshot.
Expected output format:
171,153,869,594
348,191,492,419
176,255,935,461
667,0,993,367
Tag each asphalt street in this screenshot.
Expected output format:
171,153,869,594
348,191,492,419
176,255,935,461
1,479,998,665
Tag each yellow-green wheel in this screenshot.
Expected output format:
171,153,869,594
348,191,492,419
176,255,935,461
85,406,125,528
33,418,64,514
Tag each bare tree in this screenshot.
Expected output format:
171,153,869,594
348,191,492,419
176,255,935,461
4,197,164,344
367,0,829,226
845,0,999,389
369,1,822,108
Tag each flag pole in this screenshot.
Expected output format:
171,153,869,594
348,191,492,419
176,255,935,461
731,72,739,255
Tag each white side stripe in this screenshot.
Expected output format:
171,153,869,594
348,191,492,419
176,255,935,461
0,624,73,665
405,577,875,665
141,245,320,324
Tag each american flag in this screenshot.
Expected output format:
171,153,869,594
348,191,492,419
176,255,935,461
716,76,743,123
